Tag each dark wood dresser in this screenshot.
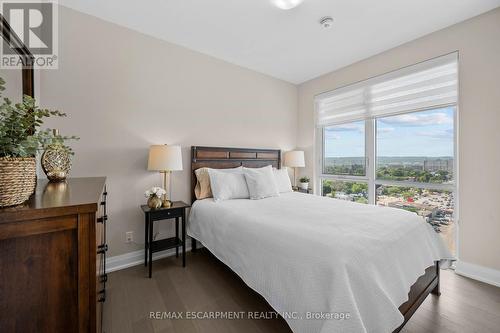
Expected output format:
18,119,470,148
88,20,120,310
0,177,107,333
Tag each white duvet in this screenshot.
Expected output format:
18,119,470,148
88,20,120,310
188,192,453,333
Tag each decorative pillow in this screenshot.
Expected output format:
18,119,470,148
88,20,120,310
194,166,242,200
243,165,280,200
208,168,249,201
273,167,293,193
194,168,212,199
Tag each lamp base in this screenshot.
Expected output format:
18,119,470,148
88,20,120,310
160,170,172,208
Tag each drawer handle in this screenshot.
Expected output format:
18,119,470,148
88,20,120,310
97,215,108,223
100,201,106,206
97,244,108,254
103,191,108,196
100,274,108,283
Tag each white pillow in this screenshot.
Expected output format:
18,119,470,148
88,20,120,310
243,165,280,200
208,168,249,201
273,167,293,193
194,166,242,200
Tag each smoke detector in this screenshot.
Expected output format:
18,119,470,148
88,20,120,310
319,16,334,28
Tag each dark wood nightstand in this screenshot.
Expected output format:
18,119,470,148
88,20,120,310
141,201,190,278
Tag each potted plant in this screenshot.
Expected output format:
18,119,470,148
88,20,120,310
0,77,75,206
299,176,310,190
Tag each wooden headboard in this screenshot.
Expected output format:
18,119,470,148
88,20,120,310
191,146,281,203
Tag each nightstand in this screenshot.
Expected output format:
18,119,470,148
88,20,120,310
141,201,190,278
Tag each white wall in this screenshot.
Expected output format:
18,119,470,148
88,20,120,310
40,6,298,257
297,8,500,271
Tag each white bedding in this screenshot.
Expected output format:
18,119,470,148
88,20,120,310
188,192,453,333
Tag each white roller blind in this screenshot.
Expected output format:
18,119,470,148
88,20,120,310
315,53,458,126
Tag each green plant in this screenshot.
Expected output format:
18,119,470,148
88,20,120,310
299,176,310,183
0,77,78,157
39,129,79,155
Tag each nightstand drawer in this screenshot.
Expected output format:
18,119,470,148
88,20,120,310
149,208,182,219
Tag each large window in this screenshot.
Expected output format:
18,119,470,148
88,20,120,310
316,53,458,255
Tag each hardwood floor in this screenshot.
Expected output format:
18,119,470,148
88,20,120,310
103,249,500,333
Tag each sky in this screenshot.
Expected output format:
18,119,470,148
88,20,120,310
324,107,455,157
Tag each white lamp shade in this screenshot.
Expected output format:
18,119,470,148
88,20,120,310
284,150,305,167
147,145,183,171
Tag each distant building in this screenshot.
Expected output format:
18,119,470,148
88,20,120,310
423,159,453,173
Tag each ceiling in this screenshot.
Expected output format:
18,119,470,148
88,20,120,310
60,0,500,84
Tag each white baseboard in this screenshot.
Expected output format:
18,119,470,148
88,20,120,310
106,244,198,273
455,261,500,288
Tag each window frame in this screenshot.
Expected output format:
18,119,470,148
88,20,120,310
318,119,373,202
321,120,368,179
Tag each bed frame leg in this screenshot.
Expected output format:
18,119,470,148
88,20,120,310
191,237,197,253
431,261,441,296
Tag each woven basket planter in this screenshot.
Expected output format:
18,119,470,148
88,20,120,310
0,157,37,207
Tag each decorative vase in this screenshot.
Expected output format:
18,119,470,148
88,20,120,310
0,157,36,207
299,182,309,190
147,195,162,209
41,144,72,182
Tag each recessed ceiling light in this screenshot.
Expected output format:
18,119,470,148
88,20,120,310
270,0,304,10
319,16,334,28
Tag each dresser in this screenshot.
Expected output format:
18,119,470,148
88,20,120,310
0,177,107,333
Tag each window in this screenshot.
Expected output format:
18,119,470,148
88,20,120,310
315,53,458,255
376,108,454,184
323,121,365,176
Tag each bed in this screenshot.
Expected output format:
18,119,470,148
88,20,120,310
188,146,453,333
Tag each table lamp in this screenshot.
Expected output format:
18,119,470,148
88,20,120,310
147,145,183,208
283,150,305,189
